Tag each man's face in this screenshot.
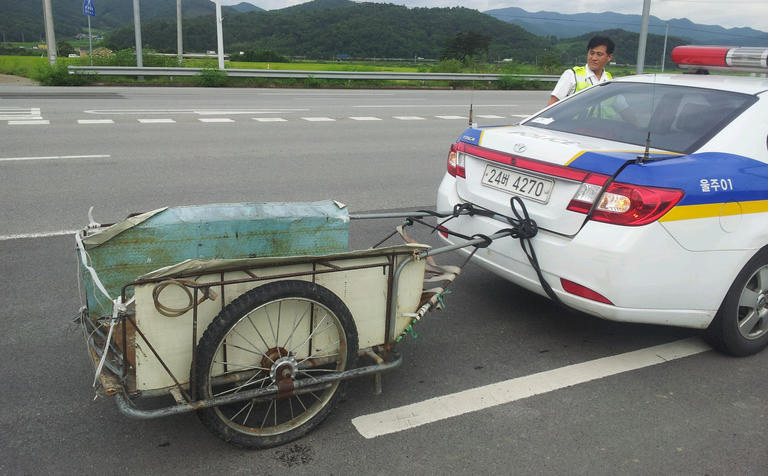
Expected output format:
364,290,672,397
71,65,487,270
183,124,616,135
587,45,613,73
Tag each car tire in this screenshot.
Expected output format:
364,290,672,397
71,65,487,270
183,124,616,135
706,247,768,356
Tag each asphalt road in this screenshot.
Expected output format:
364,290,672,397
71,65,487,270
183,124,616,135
1,84,766,475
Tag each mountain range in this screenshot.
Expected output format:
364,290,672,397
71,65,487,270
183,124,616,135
484,6,768,47
1,0,764,57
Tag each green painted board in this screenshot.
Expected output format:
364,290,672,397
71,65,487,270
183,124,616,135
79,200,350,318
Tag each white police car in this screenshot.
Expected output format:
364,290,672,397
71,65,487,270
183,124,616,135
436,46,768,356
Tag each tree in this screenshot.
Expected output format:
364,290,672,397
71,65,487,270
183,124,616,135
441,31,491,62
57,41,76,56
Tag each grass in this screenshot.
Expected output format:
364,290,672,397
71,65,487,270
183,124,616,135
0,54,587,89
0,55,47,77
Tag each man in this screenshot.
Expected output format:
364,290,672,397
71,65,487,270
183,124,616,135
547,36,615,106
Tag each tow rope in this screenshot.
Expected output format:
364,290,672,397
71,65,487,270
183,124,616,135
406,196,563,307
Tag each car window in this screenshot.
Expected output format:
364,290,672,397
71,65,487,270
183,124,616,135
527,82,757,154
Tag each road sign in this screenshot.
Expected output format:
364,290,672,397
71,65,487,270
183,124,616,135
83,0,95,17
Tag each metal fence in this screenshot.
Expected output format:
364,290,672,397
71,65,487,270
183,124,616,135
68,66,559,82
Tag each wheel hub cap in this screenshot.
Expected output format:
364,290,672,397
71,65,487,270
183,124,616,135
270,356,298,382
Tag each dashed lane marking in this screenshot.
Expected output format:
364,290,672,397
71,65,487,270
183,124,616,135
8,120,49,125
137,118,176,124
0,154,111,163
349,116,383,121
301,117,336,122
351,337,711,439
393,116,426,120
198,118,235,123
252,117,287,122
77,119,115,124
477,114,505,119
436,115,468,120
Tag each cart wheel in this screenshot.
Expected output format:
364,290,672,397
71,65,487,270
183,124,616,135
193,280,358,449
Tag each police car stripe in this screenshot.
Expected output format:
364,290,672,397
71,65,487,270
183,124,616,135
660,200,768,222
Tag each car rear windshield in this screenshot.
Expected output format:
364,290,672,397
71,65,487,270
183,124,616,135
526,82,757,154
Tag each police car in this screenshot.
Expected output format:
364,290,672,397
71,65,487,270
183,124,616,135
436,46,768,356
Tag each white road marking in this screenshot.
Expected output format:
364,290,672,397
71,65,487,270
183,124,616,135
301,117,335,122
511,114,531,118
436,115,467,120
0,230,80,241
8,120,49,125
393,116,426,121
355,104,517,108
137,118,175,124
351,337,711,439
78,119,115,124
198,118,235,123
0,107,42,120
0,154,111,162
349,116,382,121
477,114,505,119
252,117,287,122
85,108,308,115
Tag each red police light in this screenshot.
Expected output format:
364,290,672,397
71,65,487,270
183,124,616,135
671,46,768,72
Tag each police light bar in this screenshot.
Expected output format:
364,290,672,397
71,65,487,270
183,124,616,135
671,46,768,73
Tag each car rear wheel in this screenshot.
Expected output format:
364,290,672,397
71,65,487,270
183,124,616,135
706,248,768,356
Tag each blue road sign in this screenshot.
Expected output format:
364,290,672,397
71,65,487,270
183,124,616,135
83,0,95,17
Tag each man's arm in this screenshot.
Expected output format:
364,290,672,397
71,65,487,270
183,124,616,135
547,69,574,107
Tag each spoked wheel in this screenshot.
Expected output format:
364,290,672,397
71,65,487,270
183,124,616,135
706,248,768,356
193,280,358,449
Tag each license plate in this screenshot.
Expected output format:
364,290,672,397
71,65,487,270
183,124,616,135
481,164,554,203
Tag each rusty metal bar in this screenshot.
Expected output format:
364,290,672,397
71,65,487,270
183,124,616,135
114,352,403,419
121,255,410,298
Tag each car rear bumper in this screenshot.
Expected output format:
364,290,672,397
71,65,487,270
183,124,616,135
436,174,746,330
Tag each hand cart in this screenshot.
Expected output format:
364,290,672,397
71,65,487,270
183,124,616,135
76,200,532,449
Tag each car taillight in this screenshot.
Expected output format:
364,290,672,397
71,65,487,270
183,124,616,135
561,279,613,305
568,182,683,226
447,143,465,178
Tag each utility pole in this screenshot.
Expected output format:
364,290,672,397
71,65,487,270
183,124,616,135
661,23,669,72
636,0,651,74
132,0,143,68
42,0,56,64
213,0,224,70
177,0,183,64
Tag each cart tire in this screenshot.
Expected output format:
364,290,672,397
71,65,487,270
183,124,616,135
193,280,358,449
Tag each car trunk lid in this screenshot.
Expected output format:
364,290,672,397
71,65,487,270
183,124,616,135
455,125,670,236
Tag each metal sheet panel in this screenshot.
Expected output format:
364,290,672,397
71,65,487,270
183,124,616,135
132,250,425,390
79,200,350,319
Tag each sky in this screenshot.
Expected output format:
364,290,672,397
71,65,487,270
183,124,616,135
221,0,768,31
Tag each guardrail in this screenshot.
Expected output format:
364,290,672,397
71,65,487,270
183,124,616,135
68,66,559,82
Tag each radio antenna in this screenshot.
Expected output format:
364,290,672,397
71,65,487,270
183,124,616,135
636,74,657,164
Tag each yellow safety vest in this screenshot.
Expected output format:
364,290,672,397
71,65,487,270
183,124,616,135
572,66,612,93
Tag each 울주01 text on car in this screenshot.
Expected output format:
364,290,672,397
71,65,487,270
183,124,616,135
436,46,768,356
